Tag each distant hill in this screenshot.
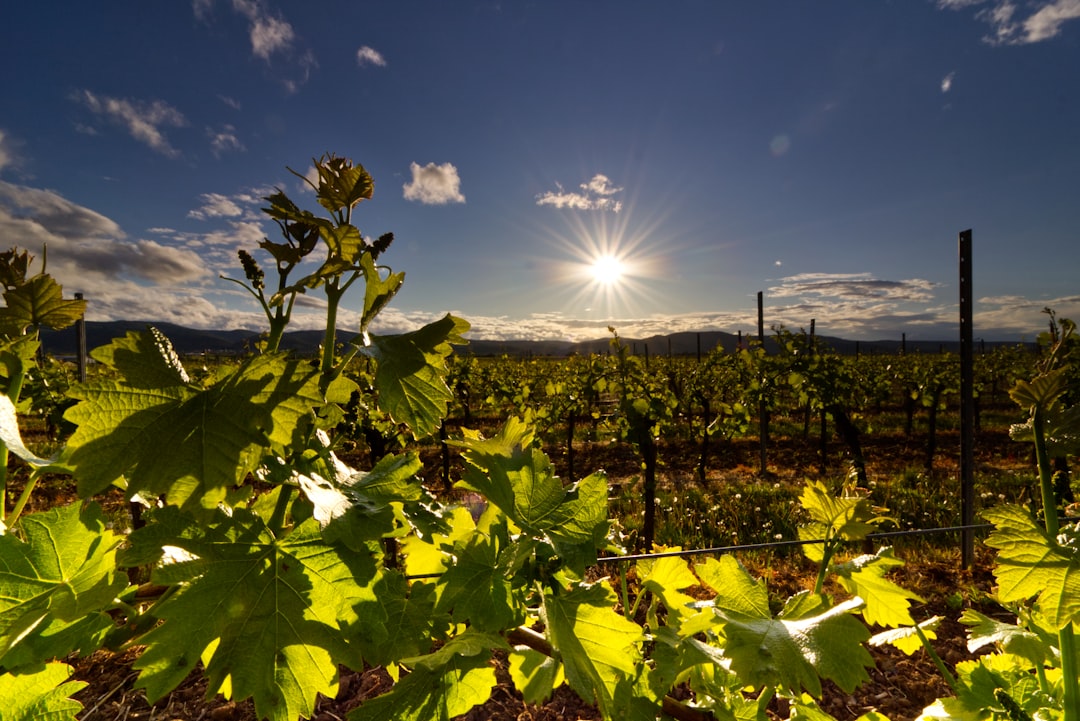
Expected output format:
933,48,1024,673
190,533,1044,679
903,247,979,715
39,320,1029,359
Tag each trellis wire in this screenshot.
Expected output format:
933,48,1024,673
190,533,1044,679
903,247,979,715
402,520,1013,581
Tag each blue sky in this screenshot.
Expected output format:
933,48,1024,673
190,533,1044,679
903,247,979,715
1,1,1078,343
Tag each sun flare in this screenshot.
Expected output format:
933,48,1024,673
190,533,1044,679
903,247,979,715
590,255,625,286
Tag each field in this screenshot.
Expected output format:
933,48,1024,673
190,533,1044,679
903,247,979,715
3,159,1077,721
7,376,1047,721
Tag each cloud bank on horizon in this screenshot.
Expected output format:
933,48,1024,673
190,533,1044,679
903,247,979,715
1,1,1078,344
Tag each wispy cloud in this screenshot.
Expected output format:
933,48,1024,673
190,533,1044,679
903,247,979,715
188,192,246,220
207,124,245,157
356,45,387,67
227,0,295,60
218,94,242,110
938,0,1080,44
402,162,466,205
0,129,16,173
73,91,187,157
941,71,956,92
768,272,938,302
195,0,315,90
536,174,624,212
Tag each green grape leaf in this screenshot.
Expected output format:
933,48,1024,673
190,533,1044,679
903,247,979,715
0,336,39,399
833,547,922,627
64,332,322,509
779,590,832,621
0,662,87,721
944,654,1044,719
434,524,522,632
868,616,940,655
129,510,377,721
959,609,1049,666
322,223,365,263
454,419,609,568
0,503,127,663
349,634,497,721
799,480,881,557
350,572,441,668
0,611,115,671
694,555,771,618
541,581,644,718
311,156,374,214
90,326,191,388
450,417,534,514
636,553,699,623
700,557,873,696
358,253,405,332
0,274,86,334
983,505,1080,630
362,314,469,439
508,645,564,705
1009,368,1069,411
297,451,428,550
401,506,477,578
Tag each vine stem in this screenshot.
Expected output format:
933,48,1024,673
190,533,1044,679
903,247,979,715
914,625,959,695
7,473,38,527
1033,406,1079,721
268,485,294,538
504,626,718,721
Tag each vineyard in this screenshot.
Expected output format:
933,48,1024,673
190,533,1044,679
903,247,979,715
1,155,1079,721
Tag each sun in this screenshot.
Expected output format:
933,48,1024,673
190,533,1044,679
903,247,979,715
590,254,626,286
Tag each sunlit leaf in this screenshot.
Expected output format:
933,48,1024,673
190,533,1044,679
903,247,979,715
983,505,1080,630
868,616,940,655
959,608,1049,666
0,274,86,335
0,662,87,721
541,581,644,719
129,509,376,721
0,503,126,664
362,314,469,438
833,547,922,628
63,331,322,509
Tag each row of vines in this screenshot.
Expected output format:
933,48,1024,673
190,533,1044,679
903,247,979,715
0,155,1078,721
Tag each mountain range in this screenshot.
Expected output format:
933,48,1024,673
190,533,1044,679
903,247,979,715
39,320,1025,359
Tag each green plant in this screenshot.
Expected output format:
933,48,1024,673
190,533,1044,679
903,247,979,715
0,246,86,525
873,313,1079,721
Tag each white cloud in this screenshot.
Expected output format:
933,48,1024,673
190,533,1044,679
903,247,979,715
1023,0,1080,41
229,0,295,60
402,162,466,205
939,0,1080,44
536,174,624,212
74,90,187,157
207,124,245,157
768,272,938,302
195,1,314,90
0,130,15,173
188,193,246,220
0,181,208,292
218,94,242,110
941,71,956,93
357,45,387,67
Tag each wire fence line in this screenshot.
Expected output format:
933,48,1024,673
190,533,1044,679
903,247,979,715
402,520,1027,581
594,522,998,565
